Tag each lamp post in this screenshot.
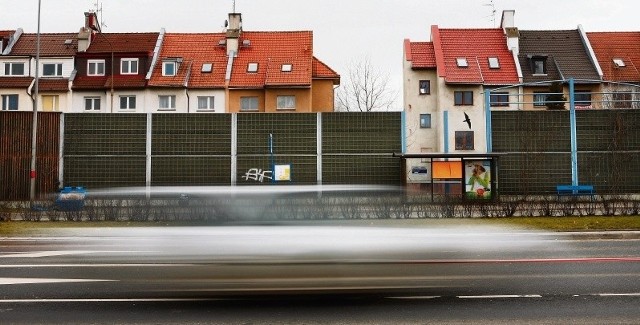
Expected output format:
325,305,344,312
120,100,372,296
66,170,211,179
29,0,42,202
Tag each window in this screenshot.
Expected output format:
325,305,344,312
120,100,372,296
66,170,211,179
533,91,547,107
276,95,296,110
42,95,59,111
247,62,259,73
456,58,468,67
420,114,431,128
490,92,509,107
42,63,63,76
158,95,176,110
87,60,105,76
197,96,215,110
488,57,500,69
419,80,430,95
613,91,632,108
240,96,259,111
163,61,176,76
4,62,25,76
201,63,213,73
454,91,473,106
84,97,101,111
281,64,292,72
1,94,18,110
119,95,136,110
455,131,474,150
532,57,547,75
613,58,625,67
121,59,138,75
574,90,592,107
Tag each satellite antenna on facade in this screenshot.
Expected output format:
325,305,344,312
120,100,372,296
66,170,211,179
484,0,496,27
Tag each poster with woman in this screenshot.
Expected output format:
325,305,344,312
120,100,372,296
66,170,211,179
465,160,491,199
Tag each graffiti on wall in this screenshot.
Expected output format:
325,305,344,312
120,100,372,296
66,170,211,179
242,168,273,182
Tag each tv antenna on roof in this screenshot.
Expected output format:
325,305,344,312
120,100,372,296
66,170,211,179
484,0,496,27
94,0,107,29
232,0,236,13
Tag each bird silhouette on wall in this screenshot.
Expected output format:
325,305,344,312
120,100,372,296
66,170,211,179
463,112,472,129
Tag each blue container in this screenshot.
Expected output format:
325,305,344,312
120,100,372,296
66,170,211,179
56,186,86,211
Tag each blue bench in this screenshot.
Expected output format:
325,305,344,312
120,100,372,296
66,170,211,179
556,185,594,197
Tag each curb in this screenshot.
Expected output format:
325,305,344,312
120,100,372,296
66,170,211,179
563,231,640,240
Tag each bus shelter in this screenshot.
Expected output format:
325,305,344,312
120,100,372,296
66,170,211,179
393,153,502,201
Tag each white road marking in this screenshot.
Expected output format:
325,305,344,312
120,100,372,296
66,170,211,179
0,251,103,258
596,293,640,297
0,278,116,285
386,296,441,300
458,295,542,299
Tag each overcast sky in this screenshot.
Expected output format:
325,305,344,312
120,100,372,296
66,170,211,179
3,0,640,108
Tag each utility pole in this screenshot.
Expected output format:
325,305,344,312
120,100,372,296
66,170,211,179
30,0,42,202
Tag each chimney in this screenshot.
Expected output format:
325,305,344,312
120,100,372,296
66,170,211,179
500,10,519,56
77,12,99,52
225,12,242,56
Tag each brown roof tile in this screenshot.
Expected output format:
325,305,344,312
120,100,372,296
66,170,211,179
38,79,69,91
87,33,159,54
518,30,601,84
0,77,33,88
9,33,78,56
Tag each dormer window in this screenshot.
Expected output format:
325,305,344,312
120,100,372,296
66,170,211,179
281,64,292,72
488,57,500,69
613,58,626,67
529,55,548,75
4,62,25,76
456,58,468,67
87,60,105,76
201,63,213,73
247,62,259,73
163,60,177,76
121,58,139,75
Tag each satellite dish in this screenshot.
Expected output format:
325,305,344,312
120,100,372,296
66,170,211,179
224,20,228,28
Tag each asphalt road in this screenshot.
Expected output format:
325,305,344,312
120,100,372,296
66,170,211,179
1,226,639,324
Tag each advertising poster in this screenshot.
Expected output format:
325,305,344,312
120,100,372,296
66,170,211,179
274,164,291,181
465,160,491,199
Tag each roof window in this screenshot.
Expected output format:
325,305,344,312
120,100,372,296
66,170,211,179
613,58,626,67
201,63,213,73
456,58,468,67
488,57,500,69
281,64,292,72
247,62,259,73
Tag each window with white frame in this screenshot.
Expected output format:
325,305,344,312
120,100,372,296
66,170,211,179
42,95,59,111
420,114,431,128
87,60,105,76
276,95,296,110
158,95,176,110
533,91,547,107
247,62,259,73
488,57,500,69
1,94,18,110
456,58,468,67
119,95,136,110
4,62,25,76
162,61,176,76
42,63,63,76
84,97,101,111
613,58,625,68
197,96,215,110
240,96,259,111
121,58,139,75
281,64,292,72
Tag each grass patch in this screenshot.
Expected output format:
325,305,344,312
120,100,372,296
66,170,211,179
1,216,639,236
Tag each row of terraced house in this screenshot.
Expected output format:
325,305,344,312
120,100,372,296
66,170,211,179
0,11,340,114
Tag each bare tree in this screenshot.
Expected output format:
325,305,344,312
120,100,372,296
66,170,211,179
335,57,397,112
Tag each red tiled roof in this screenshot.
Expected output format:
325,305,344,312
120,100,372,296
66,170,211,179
0,30,14,38
229,31,313,88
87,33,159,54
433,27,519,85
405,39,436,69
312,57,340,84
148,33,227,88
9,33,78,56
0,77,33,88
587,32,640,82
38,79,69,91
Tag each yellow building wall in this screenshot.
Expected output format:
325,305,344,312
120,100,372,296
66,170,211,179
264,88,312,112
228,89,265,113
521,84,601,110
311,79,335,112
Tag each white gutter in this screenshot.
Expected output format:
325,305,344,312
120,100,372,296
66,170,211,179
146,28,165,80
578,24,603,80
